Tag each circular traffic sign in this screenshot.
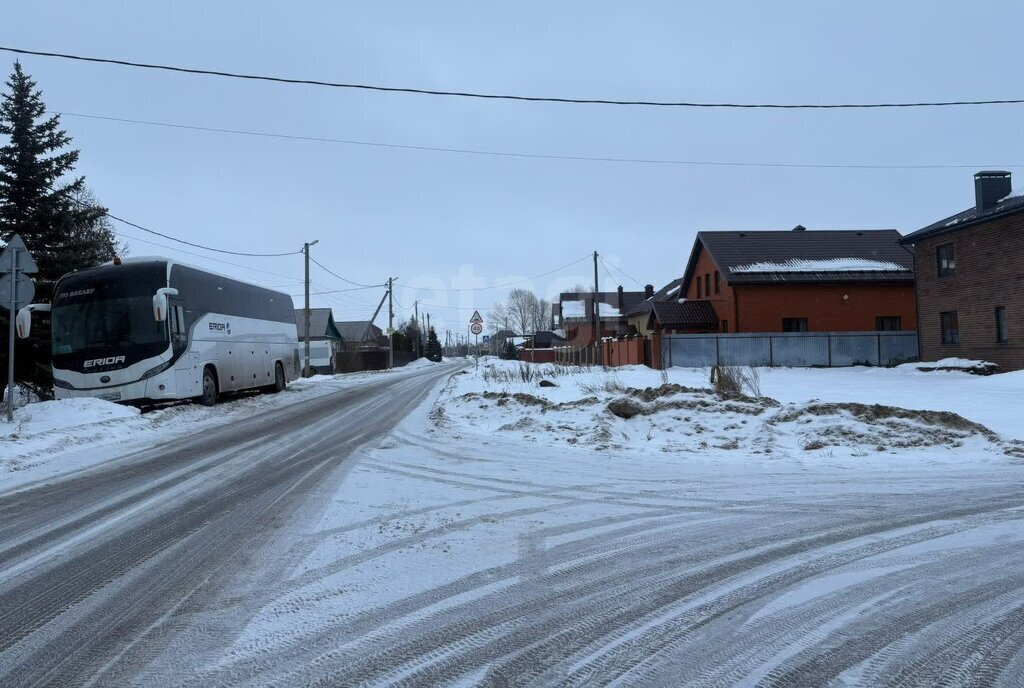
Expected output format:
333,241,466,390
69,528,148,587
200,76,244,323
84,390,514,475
470,322,483,335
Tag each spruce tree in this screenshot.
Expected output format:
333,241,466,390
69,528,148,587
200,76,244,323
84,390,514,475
0,62,117,399
503,339,517,360
425,327,443,362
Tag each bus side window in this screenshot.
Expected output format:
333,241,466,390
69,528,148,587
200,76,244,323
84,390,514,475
170,305,187,344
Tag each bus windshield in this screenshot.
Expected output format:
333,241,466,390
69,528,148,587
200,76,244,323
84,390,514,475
52,296,168,355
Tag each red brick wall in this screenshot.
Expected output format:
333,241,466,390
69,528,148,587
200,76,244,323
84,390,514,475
910,214,1024,370
734,282,917,332
685,244,734,331
684,242,915,333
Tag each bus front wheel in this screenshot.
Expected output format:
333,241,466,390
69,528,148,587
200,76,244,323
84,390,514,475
200,367,218,406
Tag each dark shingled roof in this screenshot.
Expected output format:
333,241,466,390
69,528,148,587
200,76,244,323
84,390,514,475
684,229,914,286
648,300,718,330
294,308,342,340
335,320,384,344
624,278,684,317
900,193,1024,245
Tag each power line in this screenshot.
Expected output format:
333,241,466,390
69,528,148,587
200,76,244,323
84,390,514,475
403,254,592,293
100,208,299,257
8,45,1024,110
308,256,383,288
57,111,1024,170
599,255,645,288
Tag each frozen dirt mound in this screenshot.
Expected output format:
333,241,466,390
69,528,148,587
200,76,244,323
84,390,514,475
768,401,1005,453
440,383,1016,459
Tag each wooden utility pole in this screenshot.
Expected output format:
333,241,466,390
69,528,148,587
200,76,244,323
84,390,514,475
303,239,319,377
387,277,395,369
592,250,600,365
413,300,420,358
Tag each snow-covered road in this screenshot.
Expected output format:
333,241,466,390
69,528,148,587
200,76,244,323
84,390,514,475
173,363,1024,687
0,362,460,687
4,359,1024,686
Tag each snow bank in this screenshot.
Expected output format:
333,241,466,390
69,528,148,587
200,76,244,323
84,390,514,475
4,398,140,437
434,360,1024,460
405,358,437,369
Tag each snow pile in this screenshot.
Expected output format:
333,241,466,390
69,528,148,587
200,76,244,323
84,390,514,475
4,397,140,437
732,258,907,273
405,358,438,369
436,360,1021,459
900,357,999,375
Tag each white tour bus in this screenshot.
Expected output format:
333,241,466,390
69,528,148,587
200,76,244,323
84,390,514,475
17,257,301,405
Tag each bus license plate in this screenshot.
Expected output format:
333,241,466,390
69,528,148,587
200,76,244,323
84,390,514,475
96,392,122,402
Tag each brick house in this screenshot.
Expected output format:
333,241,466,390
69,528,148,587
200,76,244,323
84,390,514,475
624,279,718,336
900,171,1024,370
681,228,917,333
553,287,647,347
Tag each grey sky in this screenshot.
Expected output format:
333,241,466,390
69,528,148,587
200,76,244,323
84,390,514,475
5,1,1024,337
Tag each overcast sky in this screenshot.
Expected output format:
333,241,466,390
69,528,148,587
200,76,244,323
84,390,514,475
5,1,1024,338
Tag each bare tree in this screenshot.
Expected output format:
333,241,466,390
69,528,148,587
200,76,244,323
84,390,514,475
506,288,537,336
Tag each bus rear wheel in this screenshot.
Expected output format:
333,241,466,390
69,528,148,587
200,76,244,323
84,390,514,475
270,362,286,393
200,367,218,406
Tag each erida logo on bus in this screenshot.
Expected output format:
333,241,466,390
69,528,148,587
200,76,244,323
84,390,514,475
84,356,126,369
209,321,231,334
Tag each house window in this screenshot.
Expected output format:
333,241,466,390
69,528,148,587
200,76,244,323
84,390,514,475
714,271,721,294
996,306,1008,343
875,316,902,331
696,277,701,299
782,318,808,332
721,319,729,332
937,243,956,277
704,274,711,298
940,311,959,345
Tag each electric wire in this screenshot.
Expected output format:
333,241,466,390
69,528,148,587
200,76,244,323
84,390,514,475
7,45,1024,109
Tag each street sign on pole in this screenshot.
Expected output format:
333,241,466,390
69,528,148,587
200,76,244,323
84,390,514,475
0,235,39,275
0,273,35,312
469,310,484,324
481,334,491,344
470,322,483,336
2,234,38,423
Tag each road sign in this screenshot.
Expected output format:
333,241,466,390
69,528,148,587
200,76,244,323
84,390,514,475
482,334,491,343
0,234,39,274
470,322,483,335
469,310,484,324
0,273,35,312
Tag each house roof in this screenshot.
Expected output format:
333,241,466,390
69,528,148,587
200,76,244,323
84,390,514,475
294,308,342,340
529,330,566,348
900,191,1024,244
648,300,718,330
624,278,684,317
684,229,914,286
558,291,648,320
335,320,383,343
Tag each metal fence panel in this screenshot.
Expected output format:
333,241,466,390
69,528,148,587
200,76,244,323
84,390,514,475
829,334,880,366
771,334,830,367
663,331,918,368
879,332,919,366
664,336,717,367
719,336,771,366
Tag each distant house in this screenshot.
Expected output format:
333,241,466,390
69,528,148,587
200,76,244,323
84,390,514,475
681,228,917,333
487,328,518,354
624,279,718,336
900,171,1024,370
335,320,386,350
553,287,648,346
295,308,344,374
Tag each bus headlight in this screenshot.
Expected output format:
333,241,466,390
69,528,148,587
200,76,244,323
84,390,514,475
52,378,73,390
141,360,173,381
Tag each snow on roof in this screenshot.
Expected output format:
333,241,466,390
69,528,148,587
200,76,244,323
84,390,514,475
732,258,907,274
561,301,586,318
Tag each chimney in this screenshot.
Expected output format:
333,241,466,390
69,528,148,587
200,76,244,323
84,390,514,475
975,171,1012,212
617,285,624,309
792,224,806,231
644,284,654,299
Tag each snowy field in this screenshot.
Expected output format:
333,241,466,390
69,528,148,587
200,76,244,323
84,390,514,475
184,359,1024,686
0,365,438,492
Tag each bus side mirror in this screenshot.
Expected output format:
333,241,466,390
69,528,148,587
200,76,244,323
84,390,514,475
16,304,50,339
153,288,178,321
